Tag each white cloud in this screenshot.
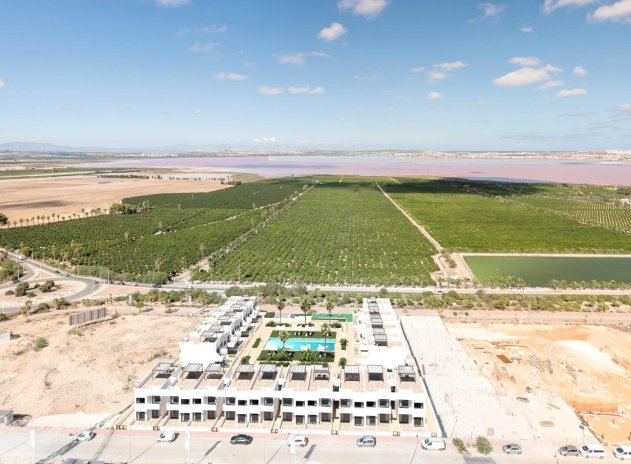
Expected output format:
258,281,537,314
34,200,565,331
379,107,397,113
189,42,216,53
192,109,202,114
480,2,505,17
426,91,443,101
213,72,248,81
620,103,631,113
427,71,449,81
208,24,227,33
319,22,347,41
338,0,389,18
520,25,534,32
411,61,465,81
494,67,552,87
543,0,596,14
258,86,284,96
278,53,306,65
0,78,5,89
510,56,542,67
589,0,631,22
288,86,326,95
253,137,277,143
310,51,330,58
573,65,588,76
543,64,562,73
555,88,588,98
435,60,465,71
156,0,190,6
538,80,565,89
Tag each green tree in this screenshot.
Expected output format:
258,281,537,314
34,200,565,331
277,298,286,324
0,212,8,227
475,436,492,456
320,323,332,356
15,282,29,297
300,297,313,325
278,330,290,351
325,299,334,324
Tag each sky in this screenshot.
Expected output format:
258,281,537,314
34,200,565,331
0,0,630,151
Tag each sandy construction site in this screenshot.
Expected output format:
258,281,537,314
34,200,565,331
0,172,228,224
449,322,631,442
0,309,198,422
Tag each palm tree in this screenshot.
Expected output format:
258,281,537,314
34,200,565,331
320,323,331,356
277,299,286,324
300,297,313,326
325,299,334,324
279,330,290,351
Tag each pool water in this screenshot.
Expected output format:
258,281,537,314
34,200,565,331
265,337,335,352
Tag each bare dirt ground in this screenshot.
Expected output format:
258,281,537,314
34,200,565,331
0,173,228,224
448,322,631,442
0,309,198,420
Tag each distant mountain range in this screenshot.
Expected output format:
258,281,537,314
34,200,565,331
0,142,115,153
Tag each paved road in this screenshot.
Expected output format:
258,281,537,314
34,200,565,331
2,250,630,317
0,428,617,464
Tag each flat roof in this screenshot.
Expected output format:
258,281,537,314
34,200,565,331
314,364,329,373
184,363,203,373
289,364,306,374
367,365,383,375
259,364,278,373
398,365,415,375
344,365,360,375
206,363,223,373
152,362,173,374
236,364,255,374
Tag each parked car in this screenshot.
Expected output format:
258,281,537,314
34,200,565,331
516,396,530,403
156,431,176,442
614,445,631,461
559,445,580,456
74,431,95,441
286,434,309,447
579,444,605,459
356,435,376,447
230,434,253,445
502,444,523,455
420,438,446,451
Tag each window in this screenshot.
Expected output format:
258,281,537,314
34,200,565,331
283,398,293,406
264,397,274,406
367,401,376,408
354,401,364,408
398,400,409,408
320,398,331,407
341,399,351,408
193,398,202,405
379,399,389,408
307,400,316,407
181,399,190,405
414,402,424,409
250,399,259,406
225,397,236,406
207,396,216,405
169,396,179,404
135,397,145,404
151,396,161,404
296,401,305,407
238,400,247,406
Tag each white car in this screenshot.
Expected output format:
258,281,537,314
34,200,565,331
286,434,309,447
75,431,95,441
420,437,446,451
614,445,631,461
156,431,176,442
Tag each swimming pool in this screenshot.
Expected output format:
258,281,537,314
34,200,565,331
264,337,335,352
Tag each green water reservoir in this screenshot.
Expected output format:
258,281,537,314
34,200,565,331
465,255,631,287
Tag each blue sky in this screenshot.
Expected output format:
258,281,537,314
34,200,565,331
0,0,630,151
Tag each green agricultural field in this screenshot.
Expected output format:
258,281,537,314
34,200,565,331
123,177,311,210
385,179,631,253
0,178,308,283
204,182,439,285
